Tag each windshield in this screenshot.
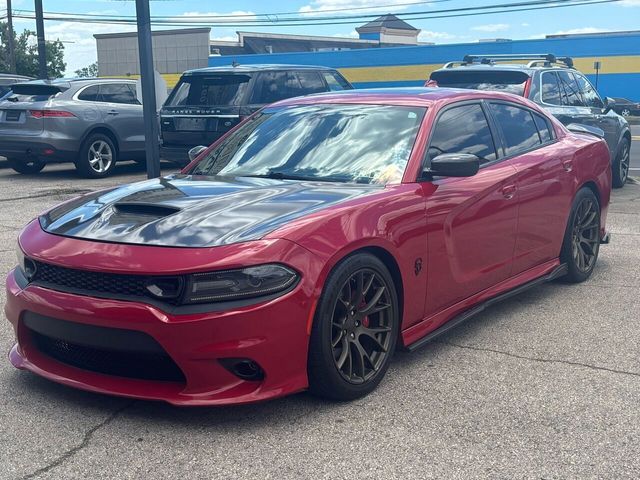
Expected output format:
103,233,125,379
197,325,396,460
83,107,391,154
190,104,426,185
166,74,251,107
431,70,529,96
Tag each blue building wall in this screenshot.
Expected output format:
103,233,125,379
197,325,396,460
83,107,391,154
208,32,640,101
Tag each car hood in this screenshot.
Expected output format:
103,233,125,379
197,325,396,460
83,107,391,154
40,174,381,248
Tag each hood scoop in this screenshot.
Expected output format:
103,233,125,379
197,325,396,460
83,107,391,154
113,202,181,218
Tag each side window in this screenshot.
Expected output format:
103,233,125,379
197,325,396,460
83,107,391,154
322,71,351,91
557,71,584,107
99,83,139,104
488,103,541,156
77,85,100,102
574,73,604,108
250,71,303,104
541,72,561,105
296,71,326,94
532,112,553,143
428,104,497,165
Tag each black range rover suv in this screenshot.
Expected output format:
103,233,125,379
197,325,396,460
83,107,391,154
429,54,631,187
160,64,353,164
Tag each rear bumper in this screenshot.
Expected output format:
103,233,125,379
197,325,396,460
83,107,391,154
0,139,78,163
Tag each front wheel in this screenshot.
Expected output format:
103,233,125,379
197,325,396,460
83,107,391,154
7,157,45,174
76,134,117,178
560,188,601,283
612,139,630,189
308,253,399,401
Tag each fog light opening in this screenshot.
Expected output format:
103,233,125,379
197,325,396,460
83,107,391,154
219,358,265,381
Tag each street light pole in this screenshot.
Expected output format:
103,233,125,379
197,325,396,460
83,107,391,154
7,0,17,74
135,0,161,179
34,0,47,79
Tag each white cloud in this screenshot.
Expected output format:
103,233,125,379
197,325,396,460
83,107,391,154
551,27,608,35
619,0,640,6
471,23,510,33
521,23,530,27
299,0,415,15
418,30,457,42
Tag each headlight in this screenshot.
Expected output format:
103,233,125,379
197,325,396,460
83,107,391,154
183,264,298,304
16,241,37,280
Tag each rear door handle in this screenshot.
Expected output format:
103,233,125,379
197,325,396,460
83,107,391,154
107,109,119,116
501,185,517,199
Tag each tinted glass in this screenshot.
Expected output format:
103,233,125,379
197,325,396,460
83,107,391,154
191,104,426,185
250,71,306,104
428,104,497,164
532,112,553,142
541,72,561,105
430,70,530,96
322,72,351,91
489,103,541,156
557,71,584,107
99,83,138,104
574,73,603,108
296,71,326,94
166,75,250,107
77,85,99,102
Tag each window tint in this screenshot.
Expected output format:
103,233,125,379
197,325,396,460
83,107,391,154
250,71,305,104
99,83,139,104
428,104,497,165
322,71,351,91
532,112,553,143
295,71,326,94
574,73,603,108
557,71,584,107
77,85,100,102
489,103,541,156
430,70,530,96
166,75,250,107
541,72,561,105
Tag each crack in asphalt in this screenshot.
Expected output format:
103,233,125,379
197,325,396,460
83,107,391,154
0,188,92,204
437,341,640,379
20,401,135,480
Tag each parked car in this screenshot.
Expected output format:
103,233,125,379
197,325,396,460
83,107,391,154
428,54,631,188
0,73,34,98
611,97,640,117
160,64,353,164
0,78,144,178
7,88,611,405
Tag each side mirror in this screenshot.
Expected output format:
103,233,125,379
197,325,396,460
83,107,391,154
188,145,207,162
425,153,480,178
603,97,615,113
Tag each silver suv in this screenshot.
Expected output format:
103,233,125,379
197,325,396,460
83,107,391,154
0,78,144,178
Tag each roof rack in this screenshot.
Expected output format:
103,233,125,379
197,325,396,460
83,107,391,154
460,54,574,68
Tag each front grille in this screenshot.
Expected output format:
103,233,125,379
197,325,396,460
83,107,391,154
31,261,180,304
25,313,185,382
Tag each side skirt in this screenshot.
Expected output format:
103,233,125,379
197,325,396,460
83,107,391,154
406,263,568,352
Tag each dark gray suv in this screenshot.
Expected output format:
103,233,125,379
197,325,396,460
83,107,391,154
429,54,631,187
0,78,144,178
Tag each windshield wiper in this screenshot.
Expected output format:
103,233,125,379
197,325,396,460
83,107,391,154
240,172,345,183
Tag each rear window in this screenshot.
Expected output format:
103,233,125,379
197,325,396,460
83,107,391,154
249,71,325,104
431,70,530,96
488,103,541,156
166,74,251,107
5,84,67,102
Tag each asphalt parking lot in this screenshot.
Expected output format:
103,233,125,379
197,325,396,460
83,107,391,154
0,161,639,479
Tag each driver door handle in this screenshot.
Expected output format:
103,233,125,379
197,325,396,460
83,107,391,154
107,109,119,116
501,185,517,199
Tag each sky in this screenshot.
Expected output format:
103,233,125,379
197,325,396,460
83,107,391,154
3,0,640,75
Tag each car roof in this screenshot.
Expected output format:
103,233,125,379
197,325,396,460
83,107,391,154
434,64,537,74
272,87,532,108
183,64,339,75
0,73,33,80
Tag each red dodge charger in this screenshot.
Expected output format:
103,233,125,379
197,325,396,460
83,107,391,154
5,88,611,405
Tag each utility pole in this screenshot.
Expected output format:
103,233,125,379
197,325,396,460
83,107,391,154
135,0,161,179
7,0,17,74
35,0,47,79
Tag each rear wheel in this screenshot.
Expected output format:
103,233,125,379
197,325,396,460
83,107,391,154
612,138,630,188
7,157,45,174
308,253,399,401
560,188,601,283
76,133,117,178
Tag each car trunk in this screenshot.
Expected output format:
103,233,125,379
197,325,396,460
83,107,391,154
160,74,252,148
0,83,68,137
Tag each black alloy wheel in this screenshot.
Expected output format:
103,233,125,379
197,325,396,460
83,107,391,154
612,139,630,188
561,187,601,283
308,253,399,400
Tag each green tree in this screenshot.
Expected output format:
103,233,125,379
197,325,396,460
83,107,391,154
75,62,98,78
0,22,66,78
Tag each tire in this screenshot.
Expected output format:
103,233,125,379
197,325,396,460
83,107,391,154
7,157,45,174
620,109,631,117
560,187,601,283
308,253,399,401
612,138,630,189
76,133,117,178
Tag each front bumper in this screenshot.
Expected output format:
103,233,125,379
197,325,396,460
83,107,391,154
5,226,321,406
